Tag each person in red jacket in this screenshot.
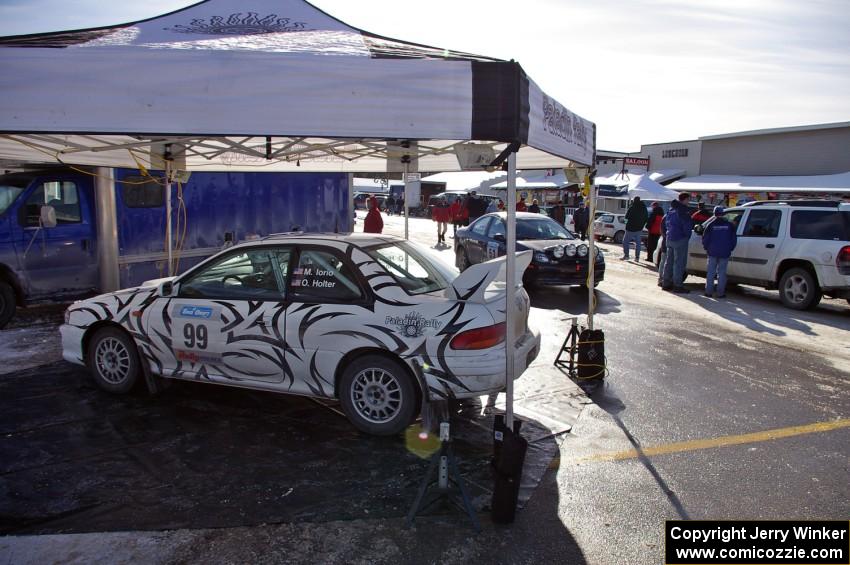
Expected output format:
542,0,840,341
449,198,462,237
516,200,527,212
363,196,384,234
431,197,451,245
645,201,664,262
691,202,711,224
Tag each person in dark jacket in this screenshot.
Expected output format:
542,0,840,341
701,206,738,298
573,201,589,240
622,196,648,260
528,199,541,213
466,190,486,222
551,200,567,227
385,195,395,216
363,196,384,233
645,202,664,262
661,193,694,293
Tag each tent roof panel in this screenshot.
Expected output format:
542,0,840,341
669,172,850,194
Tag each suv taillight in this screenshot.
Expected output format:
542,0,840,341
838,246,850,275
449,322,506,350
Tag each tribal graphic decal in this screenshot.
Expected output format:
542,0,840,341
63,240,536,405
165,13,309,35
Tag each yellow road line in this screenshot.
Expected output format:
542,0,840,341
573,418,850,464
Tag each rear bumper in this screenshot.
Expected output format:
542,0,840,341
418,326,541,400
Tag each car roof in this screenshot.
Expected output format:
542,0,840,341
235,232,403,249
480,211,557,220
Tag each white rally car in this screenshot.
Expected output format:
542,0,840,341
61,233,540,435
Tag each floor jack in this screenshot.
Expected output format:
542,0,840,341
405,421,481,532
553,317,581,378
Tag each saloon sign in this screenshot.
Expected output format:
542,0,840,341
624,157,650,168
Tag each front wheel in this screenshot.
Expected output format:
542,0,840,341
779,267,822,310
339,355,417,436
0,280,15,329
87,327,142,393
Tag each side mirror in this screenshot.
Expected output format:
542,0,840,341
40,205,57,228
493,233,506,242
158,280,176,297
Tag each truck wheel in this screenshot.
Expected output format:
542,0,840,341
613,231,625,244
779,267,822,310
0,280,15,329
87,327,142,394
339,355,417,436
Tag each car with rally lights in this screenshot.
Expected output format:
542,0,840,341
60,233,540,436
686,200,850,310
454,212,604,288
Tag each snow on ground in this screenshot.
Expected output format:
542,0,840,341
0,304,66,375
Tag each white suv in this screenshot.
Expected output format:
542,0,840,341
687,200,850,310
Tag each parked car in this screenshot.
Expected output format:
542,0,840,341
60,233,540,436
593,213,627,243
454,212,604,287
686,200,850,309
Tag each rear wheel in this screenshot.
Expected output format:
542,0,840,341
340,355,417,436
613,231,625,244
0,280,15,329
779,267,821,310
87,327,142,393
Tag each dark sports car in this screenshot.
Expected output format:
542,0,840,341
454,212,605,287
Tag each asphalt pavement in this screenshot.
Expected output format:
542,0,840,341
1,212,848,564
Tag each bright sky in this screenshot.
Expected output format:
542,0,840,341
1,0,848,152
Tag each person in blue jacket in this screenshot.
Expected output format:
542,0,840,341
701,206,738,298
661,193,695,293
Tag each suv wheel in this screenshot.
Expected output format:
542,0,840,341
613,231,625,244
779,267,822,310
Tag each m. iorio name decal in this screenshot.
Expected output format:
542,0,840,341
543,94,589,150
385,312,443,338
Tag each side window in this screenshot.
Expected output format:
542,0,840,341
723,210,745,231
486,219,506,239
22,181,81,226
470,217,491,236
790,211,850,241
289,249,363,302
178,248,288,300
741,209,781,238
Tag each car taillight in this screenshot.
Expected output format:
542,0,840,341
604,223,614,228
449,322,506,350
838,246,850,275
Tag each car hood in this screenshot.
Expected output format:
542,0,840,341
517,239,581,251
447,251,532,303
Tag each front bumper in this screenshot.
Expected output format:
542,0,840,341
419,326,541,400
60,324,86,366
525,260,606,286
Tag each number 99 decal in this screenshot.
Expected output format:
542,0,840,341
183,323,208,349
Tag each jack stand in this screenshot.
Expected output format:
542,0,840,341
405,421,481,532
553,317,582,377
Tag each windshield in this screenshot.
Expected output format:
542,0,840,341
365,240,458,295
0,184,26,216
516,217,576,240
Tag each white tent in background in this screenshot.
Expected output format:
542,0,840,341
627,174,680,202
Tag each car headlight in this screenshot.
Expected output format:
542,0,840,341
533,251,550,263
565,244,577,257
577,244,588,257
552,245,565,259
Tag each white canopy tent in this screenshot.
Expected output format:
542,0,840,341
0,0,595,430
668,172,850,195
627,174,680,202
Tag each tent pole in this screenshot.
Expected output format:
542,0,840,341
587,177,595,330
165,161,173,276
403,160,409,240
505,152,517,429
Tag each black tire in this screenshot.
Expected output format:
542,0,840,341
613,231,625,244
339,355,417,436
456,246,470,271
0,280,15,329
778,267,822,310
87,326,142,394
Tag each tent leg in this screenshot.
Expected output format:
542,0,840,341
403,160,409,240
165,161,173,277
505,152,517,429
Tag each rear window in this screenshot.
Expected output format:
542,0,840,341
790,210,850,241
366,240,454,295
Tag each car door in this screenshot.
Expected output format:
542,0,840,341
17,178,98,298
153,246,291,383
465,216,492,264
485,217,507,259
284,246,370,397
727,208,783,284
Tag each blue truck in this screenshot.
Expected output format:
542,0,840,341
0,168,351,328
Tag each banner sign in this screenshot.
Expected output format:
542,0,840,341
625,157,650,167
